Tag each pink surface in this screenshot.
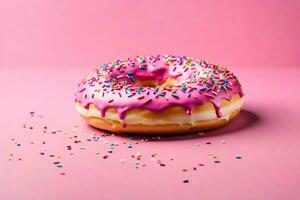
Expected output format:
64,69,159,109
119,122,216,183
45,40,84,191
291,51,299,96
1,1,300,200
1,67,300,200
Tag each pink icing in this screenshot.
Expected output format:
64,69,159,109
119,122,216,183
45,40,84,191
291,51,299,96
75,55,243,123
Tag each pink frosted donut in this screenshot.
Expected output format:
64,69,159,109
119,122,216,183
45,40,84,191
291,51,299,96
75,55,244,134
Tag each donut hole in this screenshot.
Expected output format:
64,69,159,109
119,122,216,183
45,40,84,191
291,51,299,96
135,78,177,88
135,79,158,87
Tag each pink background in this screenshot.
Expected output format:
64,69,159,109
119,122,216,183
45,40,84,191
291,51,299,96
1,1,300,200
1,0,300,69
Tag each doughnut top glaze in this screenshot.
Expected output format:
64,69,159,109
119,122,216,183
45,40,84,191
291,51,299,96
75,55,243,122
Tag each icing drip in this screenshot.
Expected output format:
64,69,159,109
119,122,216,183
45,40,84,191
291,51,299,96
75,55,244,124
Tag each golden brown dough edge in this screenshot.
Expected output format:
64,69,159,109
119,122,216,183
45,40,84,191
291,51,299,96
81,108,241,135
77,94,243,135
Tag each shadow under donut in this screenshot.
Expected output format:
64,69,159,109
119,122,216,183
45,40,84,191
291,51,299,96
88,109,260,141
155,109,260,141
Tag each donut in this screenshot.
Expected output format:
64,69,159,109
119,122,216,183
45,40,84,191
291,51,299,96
75,55,244,135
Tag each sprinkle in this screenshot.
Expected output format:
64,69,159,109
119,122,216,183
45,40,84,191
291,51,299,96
60,172,66,175
102,155,108,159
127,93,135,98
183,180,189,183
235,156,242,160
171,93,179,99
135,152,142,156
129,75,135,82
79,88,86,93
214,160,221,163
139,65,147,70
108,99,114,103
